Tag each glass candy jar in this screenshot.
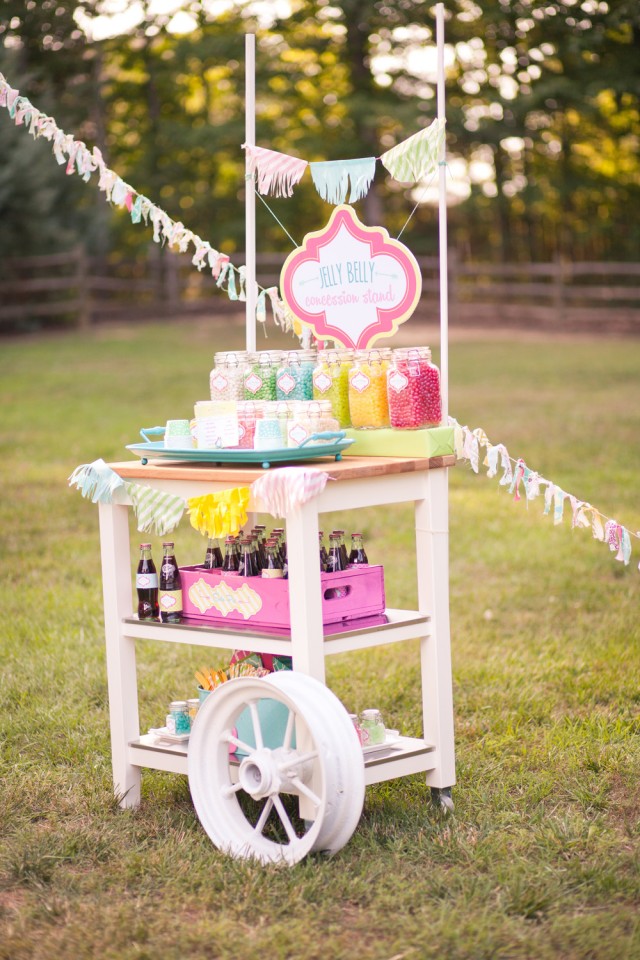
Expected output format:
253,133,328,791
236,400,261,449
312,349,353,428
243,351,282,402
276,349,316,401
209,351,247,401
348,350,389,429
387,347,442,429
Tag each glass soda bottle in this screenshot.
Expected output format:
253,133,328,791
326,533,345,573
159,541,182,623
222,536,239,572
349,533,369,565
136,543,159,620
203,537,223,569
319,531,328,571
262,539,284,579
237,538,258,577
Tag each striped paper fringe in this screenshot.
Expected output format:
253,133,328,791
380,117,445,184
251,467,330,518
244,144,308,198
125,482,186,536
68,459,125,504
309,157,377,204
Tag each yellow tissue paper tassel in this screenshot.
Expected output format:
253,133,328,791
187,486,250,540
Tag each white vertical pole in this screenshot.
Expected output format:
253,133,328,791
245,33,257,352
435,3,449,422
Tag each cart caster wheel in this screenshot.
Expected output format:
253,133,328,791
430,787,454,814
188,672,365,865
141,457,148,465
262,460,271,469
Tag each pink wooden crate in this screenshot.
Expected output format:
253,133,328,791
179,564,385,631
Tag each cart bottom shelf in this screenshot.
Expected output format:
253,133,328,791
128,734,436,786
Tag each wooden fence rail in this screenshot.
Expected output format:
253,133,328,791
1,247,639,334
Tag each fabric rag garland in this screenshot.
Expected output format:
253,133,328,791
449,417,640,572
0,72,292,334
242,117,445,204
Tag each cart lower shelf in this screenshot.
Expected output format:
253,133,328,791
129,734,436,787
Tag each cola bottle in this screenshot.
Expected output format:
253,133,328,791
159,541,182,623
348,533,369,565
136,543,159,620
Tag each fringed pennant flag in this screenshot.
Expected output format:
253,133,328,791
251,467,329,518
244,144,308,198
68,459,126,504
380,117,445,184
125,482,186,537
187,487,250,540
309,157,376,204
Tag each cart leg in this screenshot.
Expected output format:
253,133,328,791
99,502,141,808
284,499,326,821
415,468,456,792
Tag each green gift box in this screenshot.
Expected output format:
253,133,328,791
343,426,455,459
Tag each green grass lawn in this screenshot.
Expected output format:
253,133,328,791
1,318,639,960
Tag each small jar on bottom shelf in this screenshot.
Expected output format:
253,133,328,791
169,701,191,735
359,708,385,745
348,350,389,429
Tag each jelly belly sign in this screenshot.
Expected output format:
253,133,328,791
280,204,422,350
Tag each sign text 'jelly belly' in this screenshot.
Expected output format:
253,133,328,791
280,204,423,350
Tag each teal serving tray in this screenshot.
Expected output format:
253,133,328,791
126,427,354,469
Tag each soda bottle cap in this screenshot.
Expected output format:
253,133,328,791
139,542,152,548
162,541,175,547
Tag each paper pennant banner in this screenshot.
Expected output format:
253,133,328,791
251,467,329,518
68,459,126,504
244,144,308,198
125,482,186,536
187,488,250,540
309,157,376,205
380,118,445,184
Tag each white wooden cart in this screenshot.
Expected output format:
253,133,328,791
95,6,455,863
98,451,456,863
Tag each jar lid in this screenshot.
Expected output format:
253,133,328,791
170,701,188,710
361,708,381,717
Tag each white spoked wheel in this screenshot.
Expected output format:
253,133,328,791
187,671,365,865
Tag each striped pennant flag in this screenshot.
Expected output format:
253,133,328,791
251,467,329,519
380,117,445,184
243,144,308,198
125,482,186,536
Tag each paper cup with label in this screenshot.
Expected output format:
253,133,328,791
254,418,285,450
164,419,194,449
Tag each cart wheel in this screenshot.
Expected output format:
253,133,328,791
141,457,148,465
188,671,365,865
430,786,454,814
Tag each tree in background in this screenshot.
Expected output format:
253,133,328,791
1,0,638,265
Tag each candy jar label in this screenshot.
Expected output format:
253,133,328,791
313,371,332,393
245,373,263,394
211,373,228,392
351,371,370,393
277,372,296,395
389,371,408,393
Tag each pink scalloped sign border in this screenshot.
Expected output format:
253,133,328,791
280,204,422,350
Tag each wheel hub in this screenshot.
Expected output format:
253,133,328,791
238,747,305,799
